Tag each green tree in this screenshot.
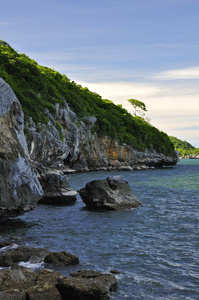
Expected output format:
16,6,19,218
128,98,147,117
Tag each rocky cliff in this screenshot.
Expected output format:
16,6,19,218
0,78,43,218
0,78,178,217
26,98,178,171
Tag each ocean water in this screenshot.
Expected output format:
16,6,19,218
0,159,199,299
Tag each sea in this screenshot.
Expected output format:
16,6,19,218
0,159,198,299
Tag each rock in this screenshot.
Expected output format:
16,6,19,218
0,289,26,300
0,267,117,300
0,241,13,249
0,78,43,218
36,268,64,285
44,251,79,266
56,269,117,300
0,267,63,300
25,98,178,172
79,175,141,210
110,269,120,274
37,166,77,205
26,269,63,300
0,266,38,292
25,285,62,300
0,246,49,267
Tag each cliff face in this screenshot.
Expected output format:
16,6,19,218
26,98,178,171
0,79,43,218
0,78,178,217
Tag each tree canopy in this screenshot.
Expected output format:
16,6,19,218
128,99,147,117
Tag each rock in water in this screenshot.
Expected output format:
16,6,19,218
37,166,77,205
79,175,141,210
44,251,79,266
56,270,117,300
0,78,43,218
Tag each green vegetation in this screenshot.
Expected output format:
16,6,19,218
169,136,199,156
128,98,147,117
0,40,175,156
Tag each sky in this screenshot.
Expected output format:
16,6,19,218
1,0,199,147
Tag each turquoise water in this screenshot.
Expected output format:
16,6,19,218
0,159,199,299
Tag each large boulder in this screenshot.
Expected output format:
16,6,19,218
37,164,77,205
0,78,43,218
79,175,141,210
56,270,117,300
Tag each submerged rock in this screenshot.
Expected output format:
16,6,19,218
0,78,43,218
79,175,141,210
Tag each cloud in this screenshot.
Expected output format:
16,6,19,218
156,67,199,80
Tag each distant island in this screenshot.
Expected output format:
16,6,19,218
169,136,199,158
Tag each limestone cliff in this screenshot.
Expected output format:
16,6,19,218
0,78,178,216
26,98,178,171
0,78,43,218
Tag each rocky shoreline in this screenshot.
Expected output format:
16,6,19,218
180,155,199,159
0,241,118,300
0,78,179,218
0,78,179,298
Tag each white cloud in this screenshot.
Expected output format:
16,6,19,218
156,67,199,80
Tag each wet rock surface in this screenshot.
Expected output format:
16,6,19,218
79,175,142,210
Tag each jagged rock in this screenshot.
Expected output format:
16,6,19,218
0,78,43,218
56,270,117,300
79,175,141,210
37,166,77,205
44,251,79,266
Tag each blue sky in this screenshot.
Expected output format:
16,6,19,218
1,0,199,147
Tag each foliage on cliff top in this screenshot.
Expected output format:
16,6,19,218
169,136,199,156
0,40,175,156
